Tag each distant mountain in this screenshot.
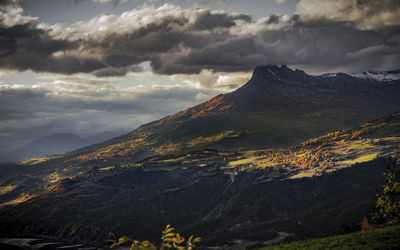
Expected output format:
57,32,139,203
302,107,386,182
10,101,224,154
62,65,400,165
84,131,124,146
7,131,123,162
8,133,85,162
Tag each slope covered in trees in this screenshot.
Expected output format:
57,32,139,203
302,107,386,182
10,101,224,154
0,112,399,248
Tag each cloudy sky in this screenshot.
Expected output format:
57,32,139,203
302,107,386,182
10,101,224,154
0,0,399,153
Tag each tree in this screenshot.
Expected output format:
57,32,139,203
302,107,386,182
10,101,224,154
372,153,400,225
361,217,371,231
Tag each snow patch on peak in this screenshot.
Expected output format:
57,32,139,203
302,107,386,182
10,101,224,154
267,69,277,77
352,71,400,82
321,73,337,78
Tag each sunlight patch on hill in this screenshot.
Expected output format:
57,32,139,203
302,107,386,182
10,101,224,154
19,155,61,166
341,153,378,165
229,158,255,166
0,193,37,206
0,185,17,195
187,130,240,147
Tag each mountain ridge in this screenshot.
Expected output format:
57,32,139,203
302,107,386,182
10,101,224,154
57,65,400,166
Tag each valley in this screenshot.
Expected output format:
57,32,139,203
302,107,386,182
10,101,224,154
0,111,398,249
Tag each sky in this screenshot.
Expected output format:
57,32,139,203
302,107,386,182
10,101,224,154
0,0,399,153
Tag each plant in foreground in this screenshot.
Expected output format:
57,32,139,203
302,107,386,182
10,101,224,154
372,154,400,225
106,225,201,250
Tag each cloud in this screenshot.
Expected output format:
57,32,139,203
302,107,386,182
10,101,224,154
90,0,127,3
295,0,400,30
0,2,399,79
172,69,251,89
0,6,36,27
75,0,128,6
0,6,106,74
0,0,18,8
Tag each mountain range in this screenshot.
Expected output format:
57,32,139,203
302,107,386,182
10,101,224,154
0,65,400,249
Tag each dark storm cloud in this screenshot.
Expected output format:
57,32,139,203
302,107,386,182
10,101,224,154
150,36,266,74
192,11,251,30
83,16,188,58
94,64,143,77
150,20,400,74
75,0,126,6
0,0,17,7
266,14,280,24
1,1,400,76
295,0,400,30
74,7,255,75
49,2,400,74
0,12,106,74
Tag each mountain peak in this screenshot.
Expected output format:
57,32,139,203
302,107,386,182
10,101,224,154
236,65,310,94
251,65,286,80
249,64,307,83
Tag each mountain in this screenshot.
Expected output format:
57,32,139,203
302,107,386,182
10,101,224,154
61,65,400,166
84,131,125,146
0,111,399,248
8,133,86,162
6,131,123,163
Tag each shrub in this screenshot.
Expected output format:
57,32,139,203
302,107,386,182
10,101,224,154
106,225,201,250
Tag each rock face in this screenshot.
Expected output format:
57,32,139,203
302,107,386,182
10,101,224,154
63,65,400,165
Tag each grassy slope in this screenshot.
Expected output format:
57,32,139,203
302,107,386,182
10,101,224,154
261,225,400,250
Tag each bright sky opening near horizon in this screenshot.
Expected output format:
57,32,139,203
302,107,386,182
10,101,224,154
0,0,399,153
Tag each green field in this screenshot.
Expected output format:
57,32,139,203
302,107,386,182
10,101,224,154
229,158,255,166
348,144,375,150
260,225,400,250
342,153,378,165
